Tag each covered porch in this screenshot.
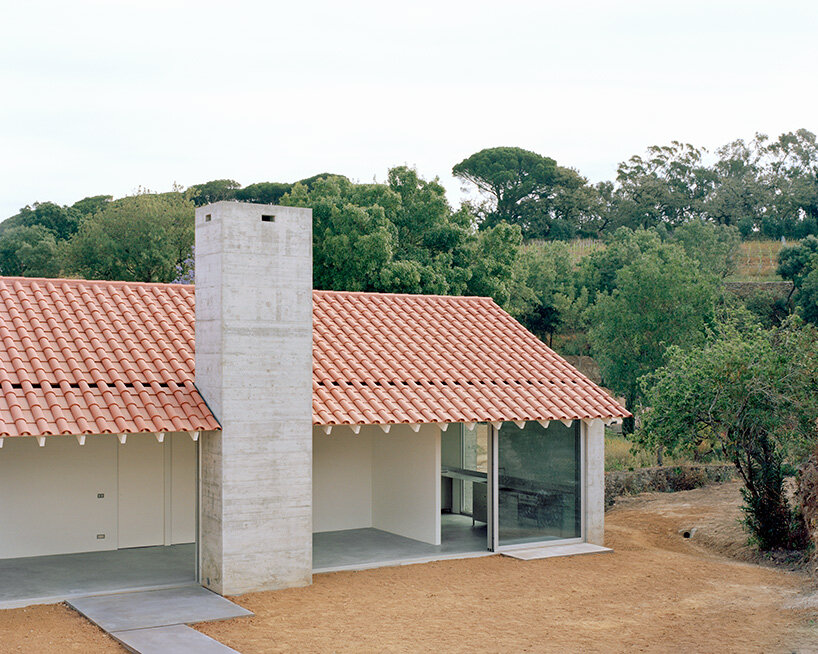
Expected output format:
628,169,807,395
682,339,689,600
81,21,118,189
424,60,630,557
314,513,489,572
0,544,196,610
312,417,613,572
0,431,200,608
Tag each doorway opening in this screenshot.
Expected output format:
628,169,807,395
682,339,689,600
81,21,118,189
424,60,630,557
440,423,490,553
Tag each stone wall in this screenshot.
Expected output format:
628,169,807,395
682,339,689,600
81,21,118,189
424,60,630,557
796,452,818,566
605,464,736,508
723,280,793,299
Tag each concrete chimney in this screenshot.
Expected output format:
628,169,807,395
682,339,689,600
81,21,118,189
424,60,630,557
195,201,313,595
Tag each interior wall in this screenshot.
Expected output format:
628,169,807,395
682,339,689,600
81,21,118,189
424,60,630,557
372,424,441,545
118,433,166,548
171,432,197,544
312,426,373,532
0,432,197,560
0,435,118,559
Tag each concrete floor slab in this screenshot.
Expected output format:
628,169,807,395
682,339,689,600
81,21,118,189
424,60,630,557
111,625,240,654
0,544,196,609
313,513,490,572
68,586,252,632
502,542,612,560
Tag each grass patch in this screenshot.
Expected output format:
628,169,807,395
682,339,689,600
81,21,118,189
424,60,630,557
604,431,716,471
550,238,791,282
729,239,791,281
605,433,655,471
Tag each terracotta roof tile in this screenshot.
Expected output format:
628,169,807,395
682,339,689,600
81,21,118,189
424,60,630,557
312,290,628,426
0,277,218,438
0,277,627,439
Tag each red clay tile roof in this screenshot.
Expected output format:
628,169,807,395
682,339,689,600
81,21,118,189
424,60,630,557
0,277,627,438
0,277,218,438
313,290,627,426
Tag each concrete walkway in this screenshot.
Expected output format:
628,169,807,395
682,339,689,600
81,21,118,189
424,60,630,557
68,586,252,653
501,542,612,560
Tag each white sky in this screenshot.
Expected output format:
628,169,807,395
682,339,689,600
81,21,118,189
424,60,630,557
1,0,816,220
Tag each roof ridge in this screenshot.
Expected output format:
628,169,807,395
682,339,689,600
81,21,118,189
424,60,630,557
0,275,194,289
314,289,495,302
0,277,493,301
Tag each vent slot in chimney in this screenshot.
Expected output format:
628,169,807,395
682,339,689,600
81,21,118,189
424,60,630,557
205,214,212,222
261,214,275,223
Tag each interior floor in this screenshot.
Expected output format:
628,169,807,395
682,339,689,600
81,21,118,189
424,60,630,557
313,513,489,572
0,543,196,609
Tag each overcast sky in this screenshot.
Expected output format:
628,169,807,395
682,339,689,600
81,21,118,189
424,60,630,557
1,0,816,219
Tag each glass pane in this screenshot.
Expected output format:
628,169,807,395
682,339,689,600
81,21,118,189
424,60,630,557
498,420,581,545
462,424,488,518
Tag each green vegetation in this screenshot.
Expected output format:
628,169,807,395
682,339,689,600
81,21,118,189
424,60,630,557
605,433,658,471
61,193,195,283
639,316,818,549
586,236,720,432
778,236,818,324
279,167,522,302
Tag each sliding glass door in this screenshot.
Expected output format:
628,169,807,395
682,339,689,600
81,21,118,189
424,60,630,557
495,420,581,547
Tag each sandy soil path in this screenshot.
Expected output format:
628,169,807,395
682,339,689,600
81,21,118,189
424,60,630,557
1,481,816,653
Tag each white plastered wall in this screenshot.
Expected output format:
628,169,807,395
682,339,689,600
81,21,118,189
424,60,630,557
312,427,373,532
0,432,197,559
312,424,441,546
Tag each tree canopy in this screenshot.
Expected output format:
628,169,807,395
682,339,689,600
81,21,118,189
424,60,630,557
452,147,597,240
279,167,522,304
585,237,720,426
61,192,194,283
0,225,60,277
778,235,818,324
639,316,818,549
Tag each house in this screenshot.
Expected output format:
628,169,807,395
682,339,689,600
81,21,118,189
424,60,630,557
0,201,628,603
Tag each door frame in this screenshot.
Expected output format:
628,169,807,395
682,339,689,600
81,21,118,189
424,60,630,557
488,420,585,553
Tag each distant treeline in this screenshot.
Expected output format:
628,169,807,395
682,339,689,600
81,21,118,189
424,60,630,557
1,130,817,359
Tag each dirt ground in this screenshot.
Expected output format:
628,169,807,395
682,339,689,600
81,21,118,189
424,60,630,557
0,603,122,653
1,481,817,653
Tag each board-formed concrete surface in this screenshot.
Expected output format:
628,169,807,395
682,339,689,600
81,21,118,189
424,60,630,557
196,201,314,595
68,586,252,632
111,624,240,654
501,542,612,560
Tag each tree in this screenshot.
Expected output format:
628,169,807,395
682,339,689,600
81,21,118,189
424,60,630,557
609,142,716,230
453,147,598,239
71,195,112,217
576,227,665,299
0,201,80,240
671,221,741,278
585,242,719,432
0,225,60,277
453,147,556,225
61,192,194,282
187,179,241,206
706,135,771,233
279,167,522,304
708,130,818,239
234,182,292,205
506,241,583,345
778,236,818,324
639,317,818,550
